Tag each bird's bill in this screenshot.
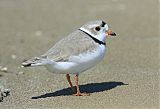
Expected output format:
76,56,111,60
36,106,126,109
106,30,116,36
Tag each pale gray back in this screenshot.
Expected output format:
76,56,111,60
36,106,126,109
42,30,98,62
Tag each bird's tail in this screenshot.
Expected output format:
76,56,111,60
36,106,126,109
21,57,55,67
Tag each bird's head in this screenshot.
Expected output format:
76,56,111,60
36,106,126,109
80,20,116,42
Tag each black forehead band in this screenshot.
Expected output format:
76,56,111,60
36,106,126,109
101,21,106,27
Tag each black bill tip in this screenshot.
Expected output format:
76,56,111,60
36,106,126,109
110,32,116,36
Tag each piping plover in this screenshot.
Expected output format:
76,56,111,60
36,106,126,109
22,20,116,96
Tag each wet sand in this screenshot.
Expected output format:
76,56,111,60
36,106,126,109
0,0,159,109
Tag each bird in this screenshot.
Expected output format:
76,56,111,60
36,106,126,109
22,20,116,96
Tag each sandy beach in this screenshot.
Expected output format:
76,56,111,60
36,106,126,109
0,0,159,109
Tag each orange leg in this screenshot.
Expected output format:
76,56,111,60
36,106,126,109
66,74,75,92
74,74,90,96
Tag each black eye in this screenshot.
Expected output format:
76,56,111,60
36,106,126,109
95,26,101,31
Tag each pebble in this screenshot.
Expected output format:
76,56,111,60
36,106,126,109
35,30,42,36
11,54,17,59
18,71,24,75
0,67,8,72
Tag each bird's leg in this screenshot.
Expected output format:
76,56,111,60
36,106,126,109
74,74,90,96
66,74,75,93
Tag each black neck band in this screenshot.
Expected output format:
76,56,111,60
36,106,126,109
78,29,106,46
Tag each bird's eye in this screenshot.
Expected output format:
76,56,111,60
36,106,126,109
95,26,101,31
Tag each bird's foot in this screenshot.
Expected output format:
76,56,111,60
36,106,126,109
73,92,90,96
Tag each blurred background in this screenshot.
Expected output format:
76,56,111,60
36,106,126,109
0,0,159,109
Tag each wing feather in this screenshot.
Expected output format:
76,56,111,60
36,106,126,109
42,30,98,62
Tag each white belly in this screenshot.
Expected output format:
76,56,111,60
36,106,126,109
45,45,106,74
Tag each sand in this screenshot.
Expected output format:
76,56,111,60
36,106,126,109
0,0,159,109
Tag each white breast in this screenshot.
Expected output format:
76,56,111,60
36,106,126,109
45,45,106,74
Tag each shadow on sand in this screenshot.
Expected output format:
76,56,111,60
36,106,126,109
32,81,128,99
